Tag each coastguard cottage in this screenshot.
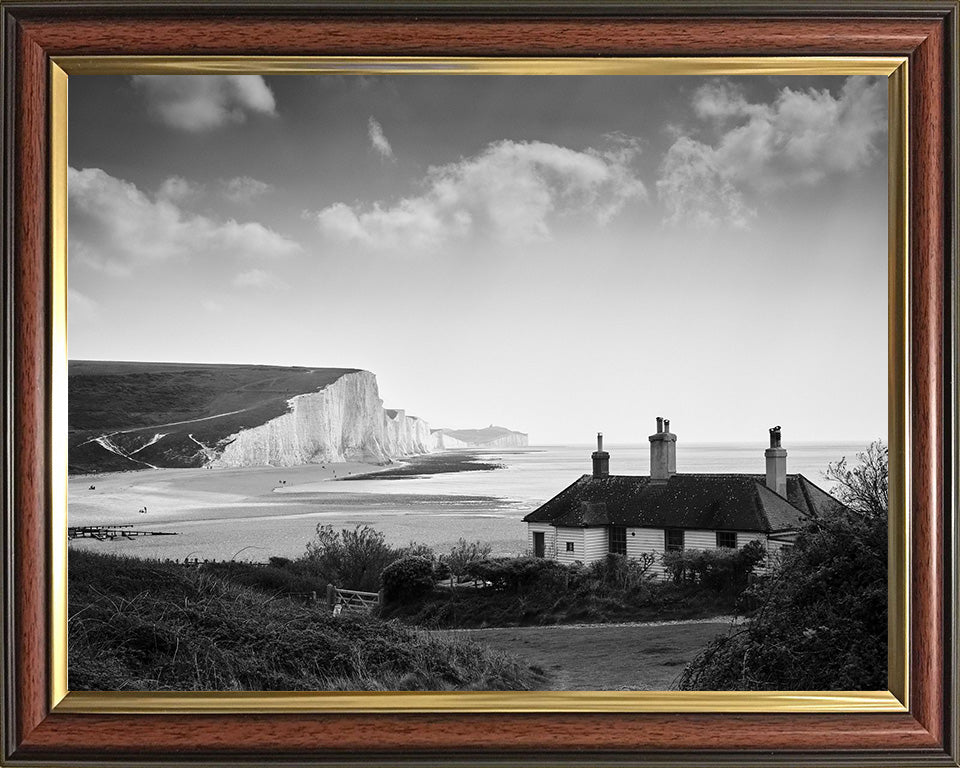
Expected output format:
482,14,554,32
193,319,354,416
522,419,843,576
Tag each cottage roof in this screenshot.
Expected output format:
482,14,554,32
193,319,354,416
522,473,843,533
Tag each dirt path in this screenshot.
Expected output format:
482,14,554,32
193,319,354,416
433,619,734,690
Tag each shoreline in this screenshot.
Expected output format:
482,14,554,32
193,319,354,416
67,450,532,561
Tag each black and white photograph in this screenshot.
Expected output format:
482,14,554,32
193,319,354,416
67,72,889,693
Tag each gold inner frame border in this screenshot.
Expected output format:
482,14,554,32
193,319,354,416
48,55,909,714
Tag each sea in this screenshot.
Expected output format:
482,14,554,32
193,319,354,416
67,441,871,564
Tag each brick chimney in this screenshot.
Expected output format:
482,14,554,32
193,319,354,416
649,417,676,480
765,425,787,497
592,432,610,478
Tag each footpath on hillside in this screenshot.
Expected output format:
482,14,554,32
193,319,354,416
432,618,733,690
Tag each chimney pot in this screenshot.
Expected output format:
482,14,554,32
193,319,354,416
769,425,782,449
648,417,677,480
592,431,610,478
765,426,787,496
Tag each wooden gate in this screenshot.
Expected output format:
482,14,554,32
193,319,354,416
326,583,381,614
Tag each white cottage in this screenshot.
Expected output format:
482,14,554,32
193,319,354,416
522,419,844,577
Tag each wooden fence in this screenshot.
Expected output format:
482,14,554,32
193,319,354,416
326,583,381,615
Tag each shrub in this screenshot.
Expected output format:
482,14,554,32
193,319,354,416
463,557,565,593
446,538,493,582
680,511,886,690
661,542,764,593
400,542,436,560
381,556,436,605
300,524,400,592
587,553,656,593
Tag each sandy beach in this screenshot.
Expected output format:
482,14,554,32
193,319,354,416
68,454,530,562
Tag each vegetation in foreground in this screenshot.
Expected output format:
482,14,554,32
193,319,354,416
69,550,546,691
379,548,762,629
679,440,888,690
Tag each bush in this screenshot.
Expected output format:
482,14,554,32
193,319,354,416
446,538,493,582
587,553,656,593
381,556,436,605
662,541,765,593
464,557,566,593
679,512,886,690
299,524,400,592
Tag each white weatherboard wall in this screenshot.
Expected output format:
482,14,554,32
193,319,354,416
583,528,609,564
684,530,718,550
737,532,766,549
555,527,585,564
627,527,668,577
527,523,556,558
527,523,777,577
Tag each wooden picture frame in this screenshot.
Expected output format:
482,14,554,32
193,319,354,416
1,2,957,765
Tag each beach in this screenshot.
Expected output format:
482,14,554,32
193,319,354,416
68,452,528,562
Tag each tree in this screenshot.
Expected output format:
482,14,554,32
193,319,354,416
679,441,888,690
300,524,399,592
824,439,888,519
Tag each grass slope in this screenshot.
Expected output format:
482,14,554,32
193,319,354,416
69,361,359,473
382,583,739,629
434,622,731,691
69,551,547,691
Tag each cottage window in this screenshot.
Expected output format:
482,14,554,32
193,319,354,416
716,531,737,549
608,526,627,556
665,528,684,552
565,541,575,552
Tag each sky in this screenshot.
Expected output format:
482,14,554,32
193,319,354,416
68,74,888,445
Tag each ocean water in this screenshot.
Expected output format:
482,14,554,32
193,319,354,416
288,442,866,506
68,441,871,563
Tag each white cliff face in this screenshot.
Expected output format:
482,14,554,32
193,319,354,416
383,409,433,457
208,371,433,468
430,430,468,450
471,433,529,448
431,428,529,450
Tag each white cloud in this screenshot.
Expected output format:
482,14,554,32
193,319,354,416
657,77,886,228
68,167,301,275
232,268,288,290
311,137,646,252
132,75,276,132
157,175,202,204
367,117,394,160
657,137,756,229
222,176,272,203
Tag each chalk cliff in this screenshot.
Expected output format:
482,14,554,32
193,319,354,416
432,425,529,450
209,371,432,468
67,362,436,473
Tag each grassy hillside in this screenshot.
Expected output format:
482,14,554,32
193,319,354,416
69,361,358,473
69,551,547,691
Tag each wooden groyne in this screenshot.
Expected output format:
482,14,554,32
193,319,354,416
68,525,177,541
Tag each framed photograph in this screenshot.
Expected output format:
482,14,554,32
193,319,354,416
1,2,957,766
